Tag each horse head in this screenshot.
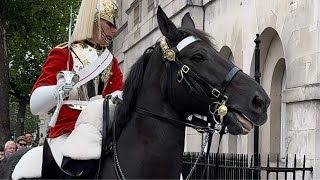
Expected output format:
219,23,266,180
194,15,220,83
156,6,270,135
99,6,271,179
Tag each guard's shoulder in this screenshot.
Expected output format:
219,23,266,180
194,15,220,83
54,42,69,49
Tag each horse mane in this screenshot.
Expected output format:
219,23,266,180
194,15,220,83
114,46,155,138
114,27,215,138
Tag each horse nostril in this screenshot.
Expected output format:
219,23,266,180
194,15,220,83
252,96,265,110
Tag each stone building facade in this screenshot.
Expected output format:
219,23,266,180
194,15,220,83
113,0,319,178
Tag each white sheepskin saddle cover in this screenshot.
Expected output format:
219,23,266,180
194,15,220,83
11,134,68,180
62,98,116,160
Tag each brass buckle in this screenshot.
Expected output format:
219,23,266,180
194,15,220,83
178,71,184,83
177,65,190,83
211,88,220,98
181,65,190,73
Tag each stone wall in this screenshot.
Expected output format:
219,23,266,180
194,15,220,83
114,0,320,178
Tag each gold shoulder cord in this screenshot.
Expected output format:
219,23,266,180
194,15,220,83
101,62,113,83
71,43,90,66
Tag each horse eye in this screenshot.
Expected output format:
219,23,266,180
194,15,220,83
192,54,204,62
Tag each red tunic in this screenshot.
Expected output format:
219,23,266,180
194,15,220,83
32,46,123,138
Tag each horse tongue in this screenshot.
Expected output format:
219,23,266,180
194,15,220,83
235,113,253,131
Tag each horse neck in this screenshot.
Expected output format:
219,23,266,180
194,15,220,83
115,59,186,178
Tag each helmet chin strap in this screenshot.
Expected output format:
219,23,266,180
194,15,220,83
93,22,113,47
99,26,113,47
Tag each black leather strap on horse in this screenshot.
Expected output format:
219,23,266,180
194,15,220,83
112,106,126,179
94,96,111,178
165,61,174,105
174,59,218,103
102,97,109,157
136,108,216,133
217,66,241,100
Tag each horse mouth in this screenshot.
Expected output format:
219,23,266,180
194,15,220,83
234,112,253,134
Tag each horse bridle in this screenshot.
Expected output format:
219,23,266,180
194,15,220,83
159,36,242,179
137,36,241,133
154,36,241,132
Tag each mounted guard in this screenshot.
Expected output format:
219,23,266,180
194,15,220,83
0,5,271,180
12,0,123,178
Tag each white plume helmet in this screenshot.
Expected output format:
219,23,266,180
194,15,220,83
72,0,119,43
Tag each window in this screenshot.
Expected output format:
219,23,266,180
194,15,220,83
134,5,140,25
148,0,154,12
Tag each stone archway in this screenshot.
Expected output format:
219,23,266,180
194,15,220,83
220,46,234,63
269,58,286,161
249,27,286,157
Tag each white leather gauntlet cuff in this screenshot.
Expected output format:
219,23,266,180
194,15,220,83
30,85,58,115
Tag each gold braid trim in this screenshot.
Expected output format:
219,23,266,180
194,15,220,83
71,43,90,66
101,61,113,83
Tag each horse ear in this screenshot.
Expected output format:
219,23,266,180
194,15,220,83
157,6,180,41
181,12,195,29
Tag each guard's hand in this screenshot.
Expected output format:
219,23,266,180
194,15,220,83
56,78,71,98
56,71,79,98
109,90,123,103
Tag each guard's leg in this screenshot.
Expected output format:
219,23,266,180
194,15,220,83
61,98,116,175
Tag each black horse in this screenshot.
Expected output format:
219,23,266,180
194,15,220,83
0,6,270,179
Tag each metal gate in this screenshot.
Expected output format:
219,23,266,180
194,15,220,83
182,152,313,180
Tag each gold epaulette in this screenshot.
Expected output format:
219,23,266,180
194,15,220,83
55,42,69,49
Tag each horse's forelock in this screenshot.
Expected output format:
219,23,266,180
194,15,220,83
178,27,216,50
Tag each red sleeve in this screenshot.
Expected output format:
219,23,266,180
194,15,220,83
32,47,72,92
102,57,124,96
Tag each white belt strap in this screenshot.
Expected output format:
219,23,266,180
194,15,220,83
74,48,113,89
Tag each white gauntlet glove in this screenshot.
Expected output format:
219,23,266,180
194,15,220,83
56,71,79,98
109,90,123,104
30,71,79,122
30,85,58,115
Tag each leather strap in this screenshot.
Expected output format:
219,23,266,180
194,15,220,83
219,67,241,94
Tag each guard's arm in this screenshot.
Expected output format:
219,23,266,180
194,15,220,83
30,85,58,115
30,71,78,115
30,47,73,115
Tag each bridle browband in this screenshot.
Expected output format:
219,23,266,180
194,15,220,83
137,36,241,133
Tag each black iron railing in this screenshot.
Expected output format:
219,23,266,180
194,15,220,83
182,152,313,180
